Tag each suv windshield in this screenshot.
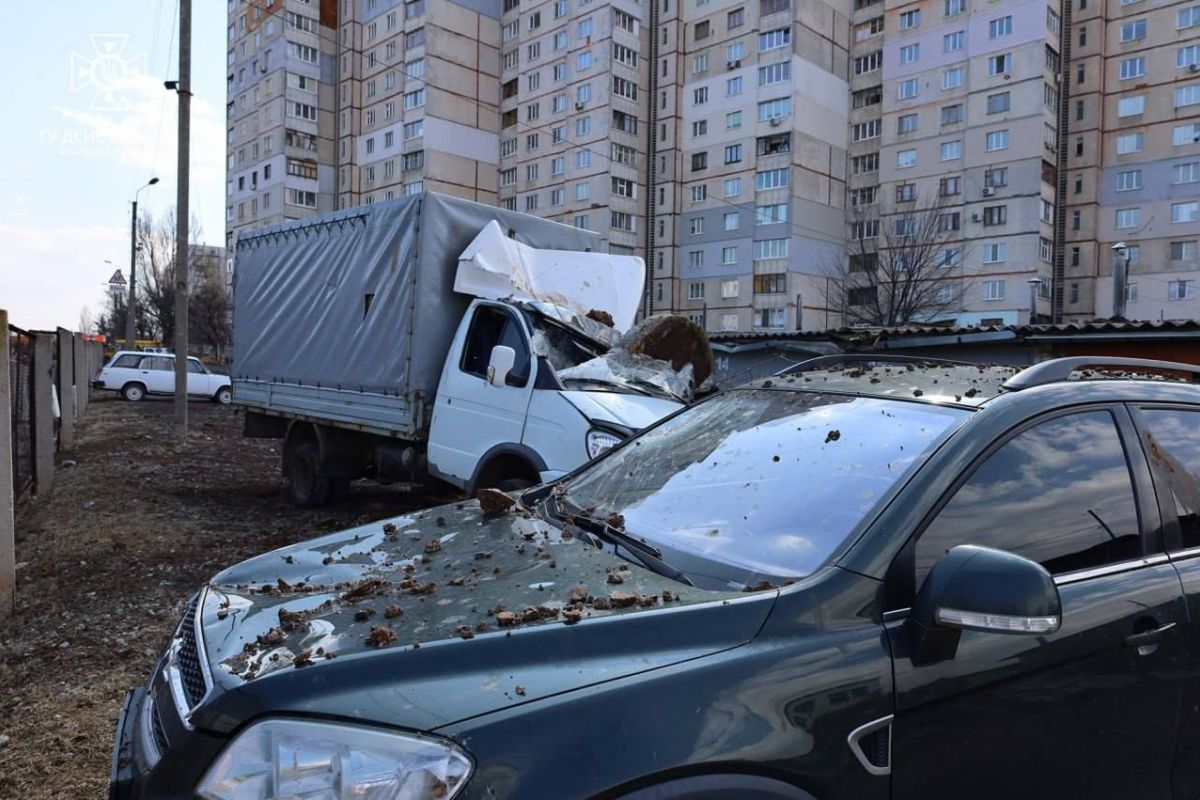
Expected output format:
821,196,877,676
560,389,968,581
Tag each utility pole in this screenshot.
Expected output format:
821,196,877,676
173,0,192,437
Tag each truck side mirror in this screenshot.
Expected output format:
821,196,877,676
487,345,517,387
906,544,1061,665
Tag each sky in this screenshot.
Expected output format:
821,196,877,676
0,1,227,331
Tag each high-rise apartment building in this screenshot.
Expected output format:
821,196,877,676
226,0,339,250
335,0,502,208
227,0,1200,329
1063,0,1200,322
496,0,650,256
669,0,851,333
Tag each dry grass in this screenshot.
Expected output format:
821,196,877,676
0,395,454,799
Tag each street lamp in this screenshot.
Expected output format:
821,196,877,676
1026,277,1044,325
125,177,159,350
1111,242,1129,321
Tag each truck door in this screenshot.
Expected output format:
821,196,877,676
428,303,535,488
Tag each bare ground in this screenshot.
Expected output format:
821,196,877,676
0,395,456,799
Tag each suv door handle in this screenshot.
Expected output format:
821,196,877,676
1125,621,1176,650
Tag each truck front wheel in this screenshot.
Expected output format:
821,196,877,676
285,442,333,508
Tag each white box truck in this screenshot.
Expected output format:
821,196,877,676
233,192,689,506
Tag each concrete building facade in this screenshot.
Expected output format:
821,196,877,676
1065,0,1200,322
225,0,1200,330
226,0,339,249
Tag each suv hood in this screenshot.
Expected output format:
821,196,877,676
560,390,682,431
195,498,771,733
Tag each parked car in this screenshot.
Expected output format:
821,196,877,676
111,355,1200,800
94,350,232,403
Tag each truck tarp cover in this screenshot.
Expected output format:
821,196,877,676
455,220,645,333
232,192,604,437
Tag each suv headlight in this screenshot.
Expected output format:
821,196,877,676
586,427,625,459
197,718,472,800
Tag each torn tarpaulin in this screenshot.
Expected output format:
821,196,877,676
454,221,645,333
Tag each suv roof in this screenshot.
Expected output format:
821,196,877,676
760,354,1200,408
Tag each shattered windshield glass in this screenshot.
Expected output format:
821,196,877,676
561,389,968,579
527,314,609,372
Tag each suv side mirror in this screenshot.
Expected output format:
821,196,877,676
487,345,516,387
907,545,1061,664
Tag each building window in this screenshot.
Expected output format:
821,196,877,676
1120,57,1146,80
1171,241,1199,261
1173,202,1200,223
725,177,742,197
1118,95,1145,117
691,185,708,202
943,67,964,89
1176,85,1200,108
755,203,788,224
753,238,789,260
722,246,738,265
901,43,920,64
900,9,921,29
1175,162,1200,184
755,168,789,189
897,149,917,168
724,144,743,163
896,182,917,203
898,113,918,134
987,91,1010,114
940,140,962,160
945,0,965,15
758,28,791,50
725,212,741,231
898,78,919,99
988,53,1011,75
989,15,1012,38
983,205,1008,226
985,130,1010,151
1120,19,1147,42
944,31,965,52
1117,131,1145,153
691,152,708,171
758,62,790,86
1169,280,1197,300
1117,169,1142,190
940,175,961,196
854,51,882,75
757,97,791,120
688,282,705,300
982,279,1006,299
983,244,1007,264
941,104,964,125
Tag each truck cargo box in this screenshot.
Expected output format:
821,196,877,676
232,192,605,439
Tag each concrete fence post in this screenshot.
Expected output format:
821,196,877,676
57,329,75,451
73,333,87,417
0,310,16,618
32,334,55,496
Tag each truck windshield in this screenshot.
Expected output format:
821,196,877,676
559,389,968,580
527,314,608,372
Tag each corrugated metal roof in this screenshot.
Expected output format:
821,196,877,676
709,319,1200,344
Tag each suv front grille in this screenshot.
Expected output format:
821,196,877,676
175,594,208,709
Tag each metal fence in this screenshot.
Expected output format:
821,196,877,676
8,325,36,501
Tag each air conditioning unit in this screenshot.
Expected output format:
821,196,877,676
971,212,982,222
769,117,782,126
982,186,995,196
575,102,585,110
726,59,742,69
1003,73,1012,80
1190,63,1200,73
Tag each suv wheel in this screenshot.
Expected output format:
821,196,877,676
285,442,333,508
122,383,146,402
214,387,232,405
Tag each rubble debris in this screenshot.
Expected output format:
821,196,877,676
424,538,443,555
457,625,475,640
824,430,841,444
478,488,516,514
340,579,383,602
365,626,397,648
586,309,615,327
743,580,778,592
384,604,404,619
293,649,314,668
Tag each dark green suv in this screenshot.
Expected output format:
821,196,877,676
111,356,1200,800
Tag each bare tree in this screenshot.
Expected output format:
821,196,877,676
822,195,968,327
189,256,231,361
136,208,203,345
77,306,95,335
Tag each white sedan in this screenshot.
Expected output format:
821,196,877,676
93,351,232,403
